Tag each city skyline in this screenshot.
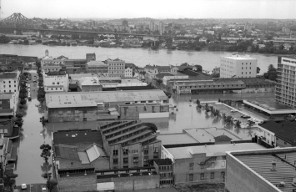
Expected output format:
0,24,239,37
1,0,296,19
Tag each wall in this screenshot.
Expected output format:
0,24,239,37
47,106,98,123
225,154,280,192
58,174,97,192
113,175,160,191
173,154,225,185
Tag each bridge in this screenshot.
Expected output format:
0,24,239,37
0,13,173,39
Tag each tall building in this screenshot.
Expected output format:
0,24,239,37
276,56,296,108
220,55,257,78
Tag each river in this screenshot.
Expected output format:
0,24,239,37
0,44,278,74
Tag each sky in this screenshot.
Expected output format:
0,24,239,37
1,0,296,19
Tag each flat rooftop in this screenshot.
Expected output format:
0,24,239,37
230,147,296,192
46,89,167,109
244,98,296,115
157,133,199,146
0,72,17,79
167,143,264,159
223,54,256,60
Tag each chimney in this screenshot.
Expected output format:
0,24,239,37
271,161,276,171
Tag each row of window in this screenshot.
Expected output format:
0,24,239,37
188,172,225,181
3,90,17,93
2,80,17,83
3,85,16,88
241,67,252,70
241,72,252,75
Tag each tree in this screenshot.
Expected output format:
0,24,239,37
47,179,58,192
0,35,10,44
3,170,18,191
264,64,277,81
40,144,52,163
257,67,261,74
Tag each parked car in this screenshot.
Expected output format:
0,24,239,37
21,184,27,190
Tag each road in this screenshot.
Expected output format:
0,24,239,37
15,70,52,186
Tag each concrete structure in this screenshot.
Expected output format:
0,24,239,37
43,72,69,93
225,147,296,192
220,55,257,78
0,72,19,94
165,143,264,185
86,61,108,76
276,56,296,108
0,93,17,118
100,120,161,169
86,53,96,62
105,58,125,78
45,89,169,123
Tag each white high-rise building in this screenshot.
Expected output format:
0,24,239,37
220,55,257,78
276,56,296,108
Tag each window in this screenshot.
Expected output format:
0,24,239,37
189,163,194,170
221,172,225,181
123,149,128,155
113,158,118,164
144,149,148,155
200,173,204,180
123,157,128,164
211,172,215,179
113,150,118,156
189,174,193,181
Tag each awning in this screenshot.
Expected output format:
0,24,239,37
97,182,114,191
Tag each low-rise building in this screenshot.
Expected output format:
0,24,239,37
0,72,20,94
78,76,102,92
52,129,109,192
64,59,88,74
124,66,133,77
225,147,296,192
0,93,17,118
43,72,69,93
45,89,168,123
86,61,108,76
165,143,265,185
153,159,174,187
254,120,296,147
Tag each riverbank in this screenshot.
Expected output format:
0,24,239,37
0,44,278,73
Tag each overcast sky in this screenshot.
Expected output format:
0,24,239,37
1,0,296,19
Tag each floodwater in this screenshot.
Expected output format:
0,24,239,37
4,45,276,184
0,44,278,74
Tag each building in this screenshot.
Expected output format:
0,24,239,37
158,128,243,148
52,129,109,192
220,55,257,78
0,93,17,118
45,89,169,123
165,143,264,185
78,77,102,92
86,53,96,62
225,147,296,192
124,66,133,78
86,61,108,76
0,72,20,94
105,58,125,78
43,72,69,93
170,79,245,94
99,120,161,169
276,56,296,108
64,59,88,74
153,159,174,187
255,120,296,147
